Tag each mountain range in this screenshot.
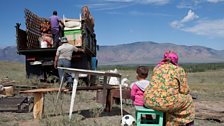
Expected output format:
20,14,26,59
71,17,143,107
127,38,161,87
97,41,224,65
1,41,224,65
0,46,24,63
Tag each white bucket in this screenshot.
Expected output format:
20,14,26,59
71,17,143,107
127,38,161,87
40,41,48,48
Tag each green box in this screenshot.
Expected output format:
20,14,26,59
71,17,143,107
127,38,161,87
64,29,81,36
64,29,82,46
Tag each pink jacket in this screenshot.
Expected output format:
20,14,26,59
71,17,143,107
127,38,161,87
131,80,150,106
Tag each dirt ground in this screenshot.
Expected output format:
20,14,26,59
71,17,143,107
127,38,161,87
0,91,224,126
1,62,224,125
195,100,224,123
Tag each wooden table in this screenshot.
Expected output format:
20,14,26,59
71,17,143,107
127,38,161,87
19,85,122,120
20,88,68,119
106,88,131,112
57,67,123,120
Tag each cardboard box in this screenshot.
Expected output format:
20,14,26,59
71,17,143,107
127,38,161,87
64,30,82,46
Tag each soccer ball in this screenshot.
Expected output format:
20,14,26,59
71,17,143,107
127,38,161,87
121,114,136,126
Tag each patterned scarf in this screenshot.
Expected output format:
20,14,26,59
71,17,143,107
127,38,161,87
157,50,179,67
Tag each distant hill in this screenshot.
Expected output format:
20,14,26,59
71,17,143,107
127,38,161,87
97,41,224,65
0,46,24,63
1,42,224,65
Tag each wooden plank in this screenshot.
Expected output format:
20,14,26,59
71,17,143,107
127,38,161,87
19,88,67,93
112,88,131,99
33,93,44,119
0,97,29,112
20,85,119,94
77,85,119,90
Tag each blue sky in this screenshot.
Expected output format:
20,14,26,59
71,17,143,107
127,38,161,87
1,0,224,50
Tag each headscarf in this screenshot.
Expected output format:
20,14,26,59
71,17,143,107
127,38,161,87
157,50,179,67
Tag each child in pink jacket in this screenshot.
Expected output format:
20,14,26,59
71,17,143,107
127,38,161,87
130,66,150,106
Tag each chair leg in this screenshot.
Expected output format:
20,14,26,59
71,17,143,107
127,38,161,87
135,112,164,126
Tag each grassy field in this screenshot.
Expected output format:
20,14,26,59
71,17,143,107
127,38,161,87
0,61,223,126
188,70,224,101
0,61,26,82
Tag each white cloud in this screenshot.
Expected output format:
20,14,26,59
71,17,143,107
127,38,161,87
177,3,192,9
105,0,170,5
170,8,224,38
87,0,170,11
177,0,224,9
129,10,147,16
183,19,224,38
170,20,184,29
170,9,199,28
177,0,202,9
139,0,170,5
88,3,132,11
181,10,199,23
129,10,171,16
94,0,170,5
207,0,224,3
104,0,134,2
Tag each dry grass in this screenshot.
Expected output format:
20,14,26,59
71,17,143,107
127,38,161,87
0,61,224,126
188,70,224,101
0,61,26,83
119,69,224,101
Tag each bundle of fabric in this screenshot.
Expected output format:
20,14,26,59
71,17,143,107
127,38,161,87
64,20,80,28
63,19,81,30
108,69,119,85
40,21,51,33
38,33,53,48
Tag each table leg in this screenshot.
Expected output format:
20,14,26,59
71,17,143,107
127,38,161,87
105,88,112,112
119,77,123,117
103,76,107,110
56,72,65,102
69,73,78,120
33,92,44,120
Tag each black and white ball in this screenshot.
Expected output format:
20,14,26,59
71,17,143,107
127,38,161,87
121,114,136,126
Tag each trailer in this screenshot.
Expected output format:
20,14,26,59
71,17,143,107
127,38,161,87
16,8,97,83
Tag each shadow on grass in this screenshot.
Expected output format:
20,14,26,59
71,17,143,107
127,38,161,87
46,106,130,119
78,106,130,118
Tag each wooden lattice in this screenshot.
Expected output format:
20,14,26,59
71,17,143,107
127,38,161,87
24,9,46,49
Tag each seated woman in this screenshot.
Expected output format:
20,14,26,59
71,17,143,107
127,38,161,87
144,50,195,126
